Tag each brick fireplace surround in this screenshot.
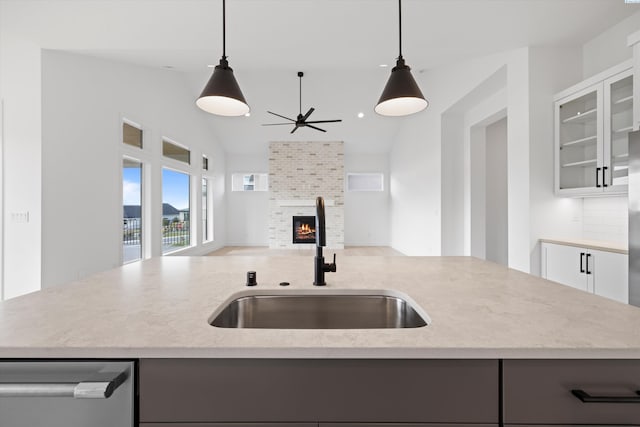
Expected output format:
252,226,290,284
268,141,344,249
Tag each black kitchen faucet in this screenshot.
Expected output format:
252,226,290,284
314,196,337,286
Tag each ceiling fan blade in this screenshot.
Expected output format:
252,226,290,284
262,123,294,126
306,124,327,133
290,125,300,134
268,111,296,122
302,107,315,121
304,119,342,124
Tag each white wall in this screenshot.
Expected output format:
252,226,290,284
0,9,42,299
464,83,508,258
485,117,508,266
391,49,529,265
224,151,390,247
344,153,390,246
225,154,269,246
469,125,486,260
390,46,585,275
528,47,584,276
583,10,640,79
41,50,226,289
439,113,465,256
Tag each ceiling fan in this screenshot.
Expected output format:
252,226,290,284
262,71,342,133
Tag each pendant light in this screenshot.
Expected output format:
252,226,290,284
196,0,250,116
375,0,428,116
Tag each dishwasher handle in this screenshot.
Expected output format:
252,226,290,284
0,370,128,399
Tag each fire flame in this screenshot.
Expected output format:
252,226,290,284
297,223,315,236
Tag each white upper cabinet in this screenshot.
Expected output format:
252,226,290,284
554,61,633,196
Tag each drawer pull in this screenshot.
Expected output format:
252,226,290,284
572,389,640,403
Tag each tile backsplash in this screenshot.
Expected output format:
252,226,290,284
582,196,628,245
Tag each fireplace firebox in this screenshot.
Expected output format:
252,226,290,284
292,216,316,244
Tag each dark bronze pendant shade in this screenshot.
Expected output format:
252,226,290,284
196,0,250,117
375,0,428,116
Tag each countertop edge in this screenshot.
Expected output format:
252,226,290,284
540,238,628,254
2,347,640,359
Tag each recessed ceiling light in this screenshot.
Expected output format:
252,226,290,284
207,64,216,68
379,64,388,68
244,112,251,117
357,112,365,118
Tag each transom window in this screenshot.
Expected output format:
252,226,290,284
163,139,190,164
347,173,384,192
231,173,268,191
123,122,143,149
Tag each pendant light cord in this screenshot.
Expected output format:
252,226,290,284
299,74,302,115
222,0,227,59
398,0,402,59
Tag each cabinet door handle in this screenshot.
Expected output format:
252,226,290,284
580,252,585,273
603,166,609,187
586,253,592,275
572,389,640,403
596,167,602,188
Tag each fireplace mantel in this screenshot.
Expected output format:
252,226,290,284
277,199,335,207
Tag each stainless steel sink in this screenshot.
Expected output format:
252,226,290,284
208,290,429,329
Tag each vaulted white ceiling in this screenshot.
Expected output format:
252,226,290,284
3,0,639,154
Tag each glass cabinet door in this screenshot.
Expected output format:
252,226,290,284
604,69,633,191
556,85,603,193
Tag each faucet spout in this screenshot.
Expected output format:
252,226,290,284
314,196,336,286
315,196,326,247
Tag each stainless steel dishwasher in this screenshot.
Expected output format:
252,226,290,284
0,360,134,427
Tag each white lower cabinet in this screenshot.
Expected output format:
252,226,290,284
541,242,628,304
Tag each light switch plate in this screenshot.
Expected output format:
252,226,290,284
10,212,29,223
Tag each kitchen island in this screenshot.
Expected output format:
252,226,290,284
2,256,640,425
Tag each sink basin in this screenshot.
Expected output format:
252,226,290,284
208,290,429,329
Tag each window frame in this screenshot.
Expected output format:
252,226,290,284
201,175,214,244
119,116,152,264
161,165,194,255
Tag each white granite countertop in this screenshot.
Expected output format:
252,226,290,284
1,256,640,359
540,238,628,254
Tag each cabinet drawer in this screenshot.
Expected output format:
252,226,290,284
504,360,640,424
140,359,498,423
323,424,497,427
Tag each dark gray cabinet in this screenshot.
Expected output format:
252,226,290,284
141,425,494,427
139,358,640,427
320,424,496,427
139,359,498,425
140,425,316,427
503,360,640,425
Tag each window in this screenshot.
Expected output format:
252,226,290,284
347,173,384,192
231,173,268,191
202,177,212,242
202,155,209,171
163,139,190,164
162,168,191,254
122,158,142,263
123,122,143,149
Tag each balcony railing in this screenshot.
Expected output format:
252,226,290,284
123,218,191,256
123,218,141,245
163,221,190,249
